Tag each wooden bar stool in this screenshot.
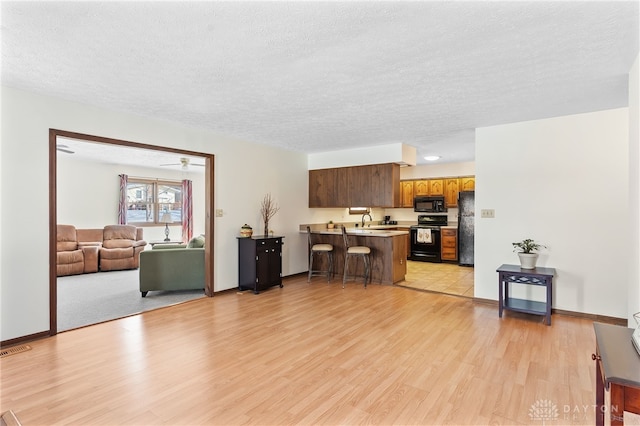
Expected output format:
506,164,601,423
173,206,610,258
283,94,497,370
342,227,371,288
307,226,334,282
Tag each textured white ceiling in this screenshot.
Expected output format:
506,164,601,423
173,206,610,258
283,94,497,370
2,1,638,166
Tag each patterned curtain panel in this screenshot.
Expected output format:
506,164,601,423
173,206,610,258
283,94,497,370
118,174,128,225
182,179,193,242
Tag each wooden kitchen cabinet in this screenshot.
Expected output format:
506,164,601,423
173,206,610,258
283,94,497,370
459,176,475,192
348,163,400,207
308,168,348,207
392,235,407,283
428,179,444,196
238,236,284,294
393,175,475,210
399,181,414,208
413,180,429,196
309,163,400,208
412,179,444,196
441,228,458,262
347,165,369,207
396,227,411,259
444,178,460,208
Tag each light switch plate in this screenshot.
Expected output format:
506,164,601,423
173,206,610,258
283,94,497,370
480,209,495,218
215,209,223,217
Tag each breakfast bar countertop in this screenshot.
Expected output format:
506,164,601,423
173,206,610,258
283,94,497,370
302,228,409,237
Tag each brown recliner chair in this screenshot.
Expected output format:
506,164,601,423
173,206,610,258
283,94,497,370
57,225,99,277
99,225,147,271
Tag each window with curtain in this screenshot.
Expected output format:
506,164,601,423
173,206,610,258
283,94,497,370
125,178,182,225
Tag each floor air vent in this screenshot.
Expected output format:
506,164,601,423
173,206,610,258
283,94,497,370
0,345,32,358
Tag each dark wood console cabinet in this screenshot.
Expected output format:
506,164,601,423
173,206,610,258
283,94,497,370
593,322,640,426
238,236,284,294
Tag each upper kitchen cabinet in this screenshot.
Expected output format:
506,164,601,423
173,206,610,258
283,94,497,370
413,179,444,196
309,163,400,208
413,180,429,196
428,179,444,196
309,168,348,207
348,163,400,207
444,178,460,208
459,176,475,192
399,181,414,208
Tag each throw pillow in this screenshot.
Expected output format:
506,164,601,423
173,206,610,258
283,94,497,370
187,234,205,248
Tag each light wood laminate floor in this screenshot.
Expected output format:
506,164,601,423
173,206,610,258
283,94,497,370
401,261,474,297
1,275,607,425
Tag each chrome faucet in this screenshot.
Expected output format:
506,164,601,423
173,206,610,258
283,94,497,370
361,213,372,227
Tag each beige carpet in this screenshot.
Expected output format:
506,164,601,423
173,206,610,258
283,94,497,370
57,269,205,332
397,261,474,297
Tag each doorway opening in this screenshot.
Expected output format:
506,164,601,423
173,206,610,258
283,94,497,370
49,129,215,335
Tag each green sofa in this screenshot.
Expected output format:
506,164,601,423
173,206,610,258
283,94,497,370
139,237,205,297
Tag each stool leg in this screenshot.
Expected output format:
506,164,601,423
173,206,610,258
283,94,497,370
364,254,370,287
308,250,314,282
343,254,348,288
327,252,333,282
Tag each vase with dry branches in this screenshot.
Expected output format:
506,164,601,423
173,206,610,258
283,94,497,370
260,193,280,236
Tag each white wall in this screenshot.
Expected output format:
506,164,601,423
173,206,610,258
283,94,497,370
475,108,629,318
0,86,310,342
57,155,205,242
628,53,640,327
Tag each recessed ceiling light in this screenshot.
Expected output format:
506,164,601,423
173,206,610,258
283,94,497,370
424,155,440,161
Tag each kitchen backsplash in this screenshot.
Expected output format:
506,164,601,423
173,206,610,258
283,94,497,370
305,206,459,226
383,207,459,223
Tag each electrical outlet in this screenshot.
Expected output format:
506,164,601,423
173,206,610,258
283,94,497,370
215,209,223,217
480,209,495,218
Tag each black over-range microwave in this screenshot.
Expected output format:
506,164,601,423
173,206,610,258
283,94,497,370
414,196,447,213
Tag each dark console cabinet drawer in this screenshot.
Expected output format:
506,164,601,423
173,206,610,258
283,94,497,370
238,236,284,294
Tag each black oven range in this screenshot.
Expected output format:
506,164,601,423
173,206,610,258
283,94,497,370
409,215,449,263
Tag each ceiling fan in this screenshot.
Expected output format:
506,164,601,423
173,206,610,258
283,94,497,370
56,144,75,154
160,157,205,170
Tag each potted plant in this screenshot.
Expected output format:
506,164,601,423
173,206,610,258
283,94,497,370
512,238,546,269
327,220,334,229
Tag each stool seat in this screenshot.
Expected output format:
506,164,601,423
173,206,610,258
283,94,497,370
347,246,370,255
307,226,334,282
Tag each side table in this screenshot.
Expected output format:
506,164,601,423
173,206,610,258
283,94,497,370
497,264,555,325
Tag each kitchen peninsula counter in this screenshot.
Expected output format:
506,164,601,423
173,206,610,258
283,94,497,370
307,228,408,237
302,227,408,284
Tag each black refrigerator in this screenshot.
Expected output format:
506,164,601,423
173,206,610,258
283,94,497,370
458,191,475,266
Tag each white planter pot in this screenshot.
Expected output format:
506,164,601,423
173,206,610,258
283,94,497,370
518,253,538,269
